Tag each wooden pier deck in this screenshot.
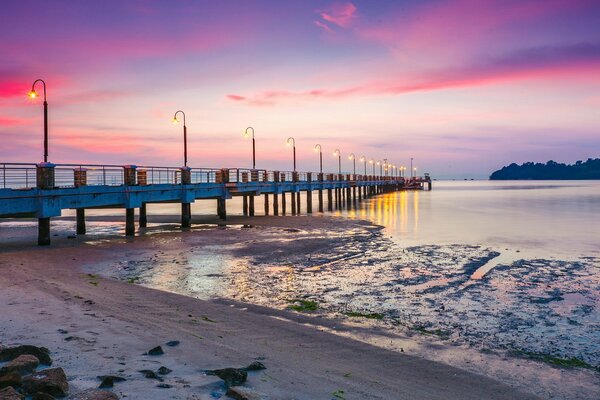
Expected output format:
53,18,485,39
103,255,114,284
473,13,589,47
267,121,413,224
0,162,432,245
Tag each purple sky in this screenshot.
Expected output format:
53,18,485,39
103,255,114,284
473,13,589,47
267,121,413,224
1,0,599,178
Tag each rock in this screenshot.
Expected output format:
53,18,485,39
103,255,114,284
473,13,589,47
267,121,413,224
22,367,68,397
0,386,23,400
0,346,52,365
32,393,55,400
96,376,126,389
138,370,161,381
157,367,172,375
208,368,247,387
0,355,40,376
69,389,119,400
165,341,179,347
243,362,266,372
146,346,163,356
226,386,264,400
156,383,171,389
0,372,21,390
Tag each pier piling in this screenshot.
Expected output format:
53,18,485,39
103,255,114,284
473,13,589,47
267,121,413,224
76,209,86,234
139,203,147,228
125,208,135,236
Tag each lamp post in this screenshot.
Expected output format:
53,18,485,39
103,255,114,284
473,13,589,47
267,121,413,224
369,159,374,175
172,110,188,167
348,153,356,175
29,79,48,162
244,127,256,169
314,144,323,173
383,158,388,177
286,137,296,171
377,160,382,176
413,167,417,177
410,157,414,178
360,156,367,175
333,149,341,174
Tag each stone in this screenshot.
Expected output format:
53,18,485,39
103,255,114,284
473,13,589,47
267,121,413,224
0,355,40,376
96,376,125,389
157,367,171,375
0,372,21,390
146,346,163,356
208,368,247,387
0,386,23,400
69,389,119,400
32,393,55,400
165,341,179,347
22,367,68,397
138,370,161,381
156,383,171,389
243,361,266,372
226,386,264,400
0,346,52,365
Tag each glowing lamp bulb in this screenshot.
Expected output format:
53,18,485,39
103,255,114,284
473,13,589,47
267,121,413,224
172,118,179,124
29,90,37,99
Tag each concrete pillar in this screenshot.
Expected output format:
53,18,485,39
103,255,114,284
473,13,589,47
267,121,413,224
282,192,287,215
273,193,279,216
291,191,296,215
37,162,55,246
181,203,191,228
126,208,135,236
139,203,147,228
296,191,301,214
38,218,50,246
307,190,313,213
76,208,86,235
217,198,227,220
264,193,269,215
318,190,323,212
243,196,248,216
327,189,333,211
249,195,255,216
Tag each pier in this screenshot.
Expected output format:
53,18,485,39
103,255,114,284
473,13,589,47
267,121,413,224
0,162,431,245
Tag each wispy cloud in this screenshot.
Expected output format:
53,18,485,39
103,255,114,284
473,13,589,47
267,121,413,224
315,2,357,32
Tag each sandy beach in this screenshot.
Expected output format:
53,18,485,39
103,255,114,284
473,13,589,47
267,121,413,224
0,215,597,399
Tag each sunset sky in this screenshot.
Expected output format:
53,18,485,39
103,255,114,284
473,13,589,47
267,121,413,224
1,0,599,178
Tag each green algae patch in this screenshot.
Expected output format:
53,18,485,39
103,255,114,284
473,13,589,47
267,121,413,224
287,299,318,312
510,350,599,371
343,311,385,320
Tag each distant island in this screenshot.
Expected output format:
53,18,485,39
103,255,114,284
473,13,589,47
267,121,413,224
490,158,600,180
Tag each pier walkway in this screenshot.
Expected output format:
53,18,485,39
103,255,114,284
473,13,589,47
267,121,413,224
0,162,431,245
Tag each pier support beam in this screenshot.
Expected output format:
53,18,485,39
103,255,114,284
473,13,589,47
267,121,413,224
76,209,86,235
346,187,352,208
181,203,191,228
125,208,135,236
318,190,323,212
296,192,301,214
327,189,333,211
249,195,255,216
291,191,297,215
306,190,312,213
243,195,248,216
38,218,50,246
264,194,269,215
273,193,279,216
139,203,147,228
217,198,227,220
282,192,287,215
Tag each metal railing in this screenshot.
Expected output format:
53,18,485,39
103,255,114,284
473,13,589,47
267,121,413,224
0,162,412,190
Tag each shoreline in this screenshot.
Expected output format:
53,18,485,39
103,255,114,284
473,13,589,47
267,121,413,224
1,215,598,399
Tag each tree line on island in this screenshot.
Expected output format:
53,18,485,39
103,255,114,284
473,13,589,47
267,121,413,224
490,158,600,180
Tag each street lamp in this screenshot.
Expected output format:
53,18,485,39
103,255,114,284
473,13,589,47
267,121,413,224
383,158,388,177
376,160,382,176
410,157,414,178
348,153,356,175
333,149,341,174
359,156,367,175
286,137,296,171
29,79,48,162
172,110,188,167
244,127,256,169
413,167,417,177
314,144,323,173
369,159,374,175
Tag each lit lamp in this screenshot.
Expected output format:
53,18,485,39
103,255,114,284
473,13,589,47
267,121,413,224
286,137,296,171
360,156,367,175
314,144,323,173
29,79,48,162
369,159,374,175
348,153,356,175
376,160,382,176
333,149,341,174
172,110,188,167
244,127,256,169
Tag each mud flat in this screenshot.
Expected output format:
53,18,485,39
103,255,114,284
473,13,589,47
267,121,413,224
0,215,598,399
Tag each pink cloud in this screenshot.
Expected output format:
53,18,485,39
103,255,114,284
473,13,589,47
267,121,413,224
315,2,357,31
0,117,28,127
314,20,334,34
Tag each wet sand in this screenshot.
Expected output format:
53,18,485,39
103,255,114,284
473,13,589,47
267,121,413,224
0,215,595,398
